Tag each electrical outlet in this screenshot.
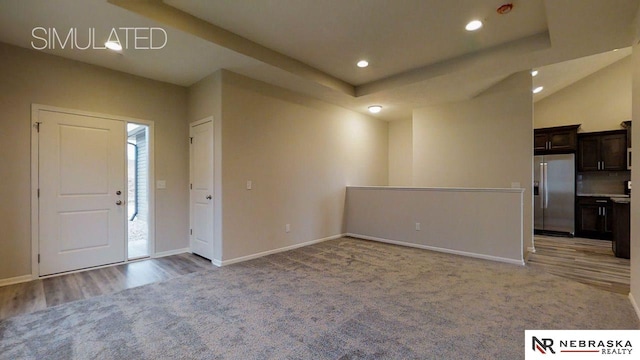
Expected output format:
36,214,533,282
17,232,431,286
285,224,290,233
415,222,421,231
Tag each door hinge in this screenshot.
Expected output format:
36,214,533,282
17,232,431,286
189,137,193,144
190,229,193,235
38,254,40,263
34,122,41,132
37,188,40,198
190,183,192,190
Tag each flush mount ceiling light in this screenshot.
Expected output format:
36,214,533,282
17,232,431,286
531,70,539,77
105,41,122,51
465,20,483,31
357,60,369,68
533,86,544,94
368,105,382,114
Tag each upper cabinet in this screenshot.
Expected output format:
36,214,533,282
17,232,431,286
577,130,627,172
534,125,580,155
622,120,632,148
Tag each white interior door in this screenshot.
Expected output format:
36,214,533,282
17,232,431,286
190,120,214,260
39,110,126,276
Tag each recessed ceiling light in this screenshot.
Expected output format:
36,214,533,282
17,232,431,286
105,41,122,51
533,86,544,94
465,20,483,31
357,60,369,68
496,3,514,15
531,70,539,77
368,105,382,114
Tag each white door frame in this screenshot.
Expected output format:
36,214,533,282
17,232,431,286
189,116,215,262
31,104,156,278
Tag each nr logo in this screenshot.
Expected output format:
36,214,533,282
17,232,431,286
533,337,556,354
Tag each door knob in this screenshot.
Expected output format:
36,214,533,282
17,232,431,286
206,195,212,200
116,190,122,195
116,200,123,205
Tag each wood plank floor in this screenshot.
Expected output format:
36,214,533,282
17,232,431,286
527,235,630,294
0,253,213,320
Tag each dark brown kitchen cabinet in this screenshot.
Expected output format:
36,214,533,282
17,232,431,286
611,201,630,259
577,130,627,172
534,125,580,154
576,197,613,240
622,121,632,148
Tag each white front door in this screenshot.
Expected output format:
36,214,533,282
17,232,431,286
190,119,214,260
38,110,126,276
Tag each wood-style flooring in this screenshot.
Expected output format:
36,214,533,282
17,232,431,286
0,253,213,320
527,235,630,294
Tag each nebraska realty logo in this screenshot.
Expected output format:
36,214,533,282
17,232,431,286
31,27,167,51
525,330,640,359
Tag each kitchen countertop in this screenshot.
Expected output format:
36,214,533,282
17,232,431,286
577,193,630,198
611,198,631,204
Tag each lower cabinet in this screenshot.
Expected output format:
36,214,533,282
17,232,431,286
576,197,612,240
611,201,630,259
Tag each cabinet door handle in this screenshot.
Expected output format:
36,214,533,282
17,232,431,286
598,207,602,216
602,161,605,169
603,207,606,216
596,200,608,203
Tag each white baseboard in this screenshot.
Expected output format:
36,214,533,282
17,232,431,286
217,234,345,267
153,248,190,258
629,293,640,321
346,233,525,266
211,259,223,267
0,274,33,287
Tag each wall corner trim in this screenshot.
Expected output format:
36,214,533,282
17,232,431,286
217,234,345,267
0,274,33,287
629,293,640,321
347,233,526,266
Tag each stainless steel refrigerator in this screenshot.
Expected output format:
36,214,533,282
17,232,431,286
534,154,575,235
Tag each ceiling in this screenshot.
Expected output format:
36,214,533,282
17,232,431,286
533,47,632,102
0,0,639,121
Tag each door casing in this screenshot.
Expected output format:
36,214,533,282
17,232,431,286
31,104,155,278
189,117,215,261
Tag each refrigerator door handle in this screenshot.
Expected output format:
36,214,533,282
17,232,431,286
543,163,548,209
539,162,545,209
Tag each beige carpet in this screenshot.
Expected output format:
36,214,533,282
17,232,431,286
1,237,638,359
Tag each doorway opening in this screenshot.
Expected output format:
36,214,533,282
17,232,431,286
127,123,150,259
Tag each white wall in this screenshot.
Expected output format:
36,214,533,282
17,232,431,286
534,57,631,132
219,71,388,262
412,71,534,253
388,118,413,186
346,187,524,265
0,42,189,280
630,42,640,317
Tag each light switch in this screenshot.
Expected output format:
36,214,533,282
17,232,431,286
247,180,252,190
156,180,166,189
